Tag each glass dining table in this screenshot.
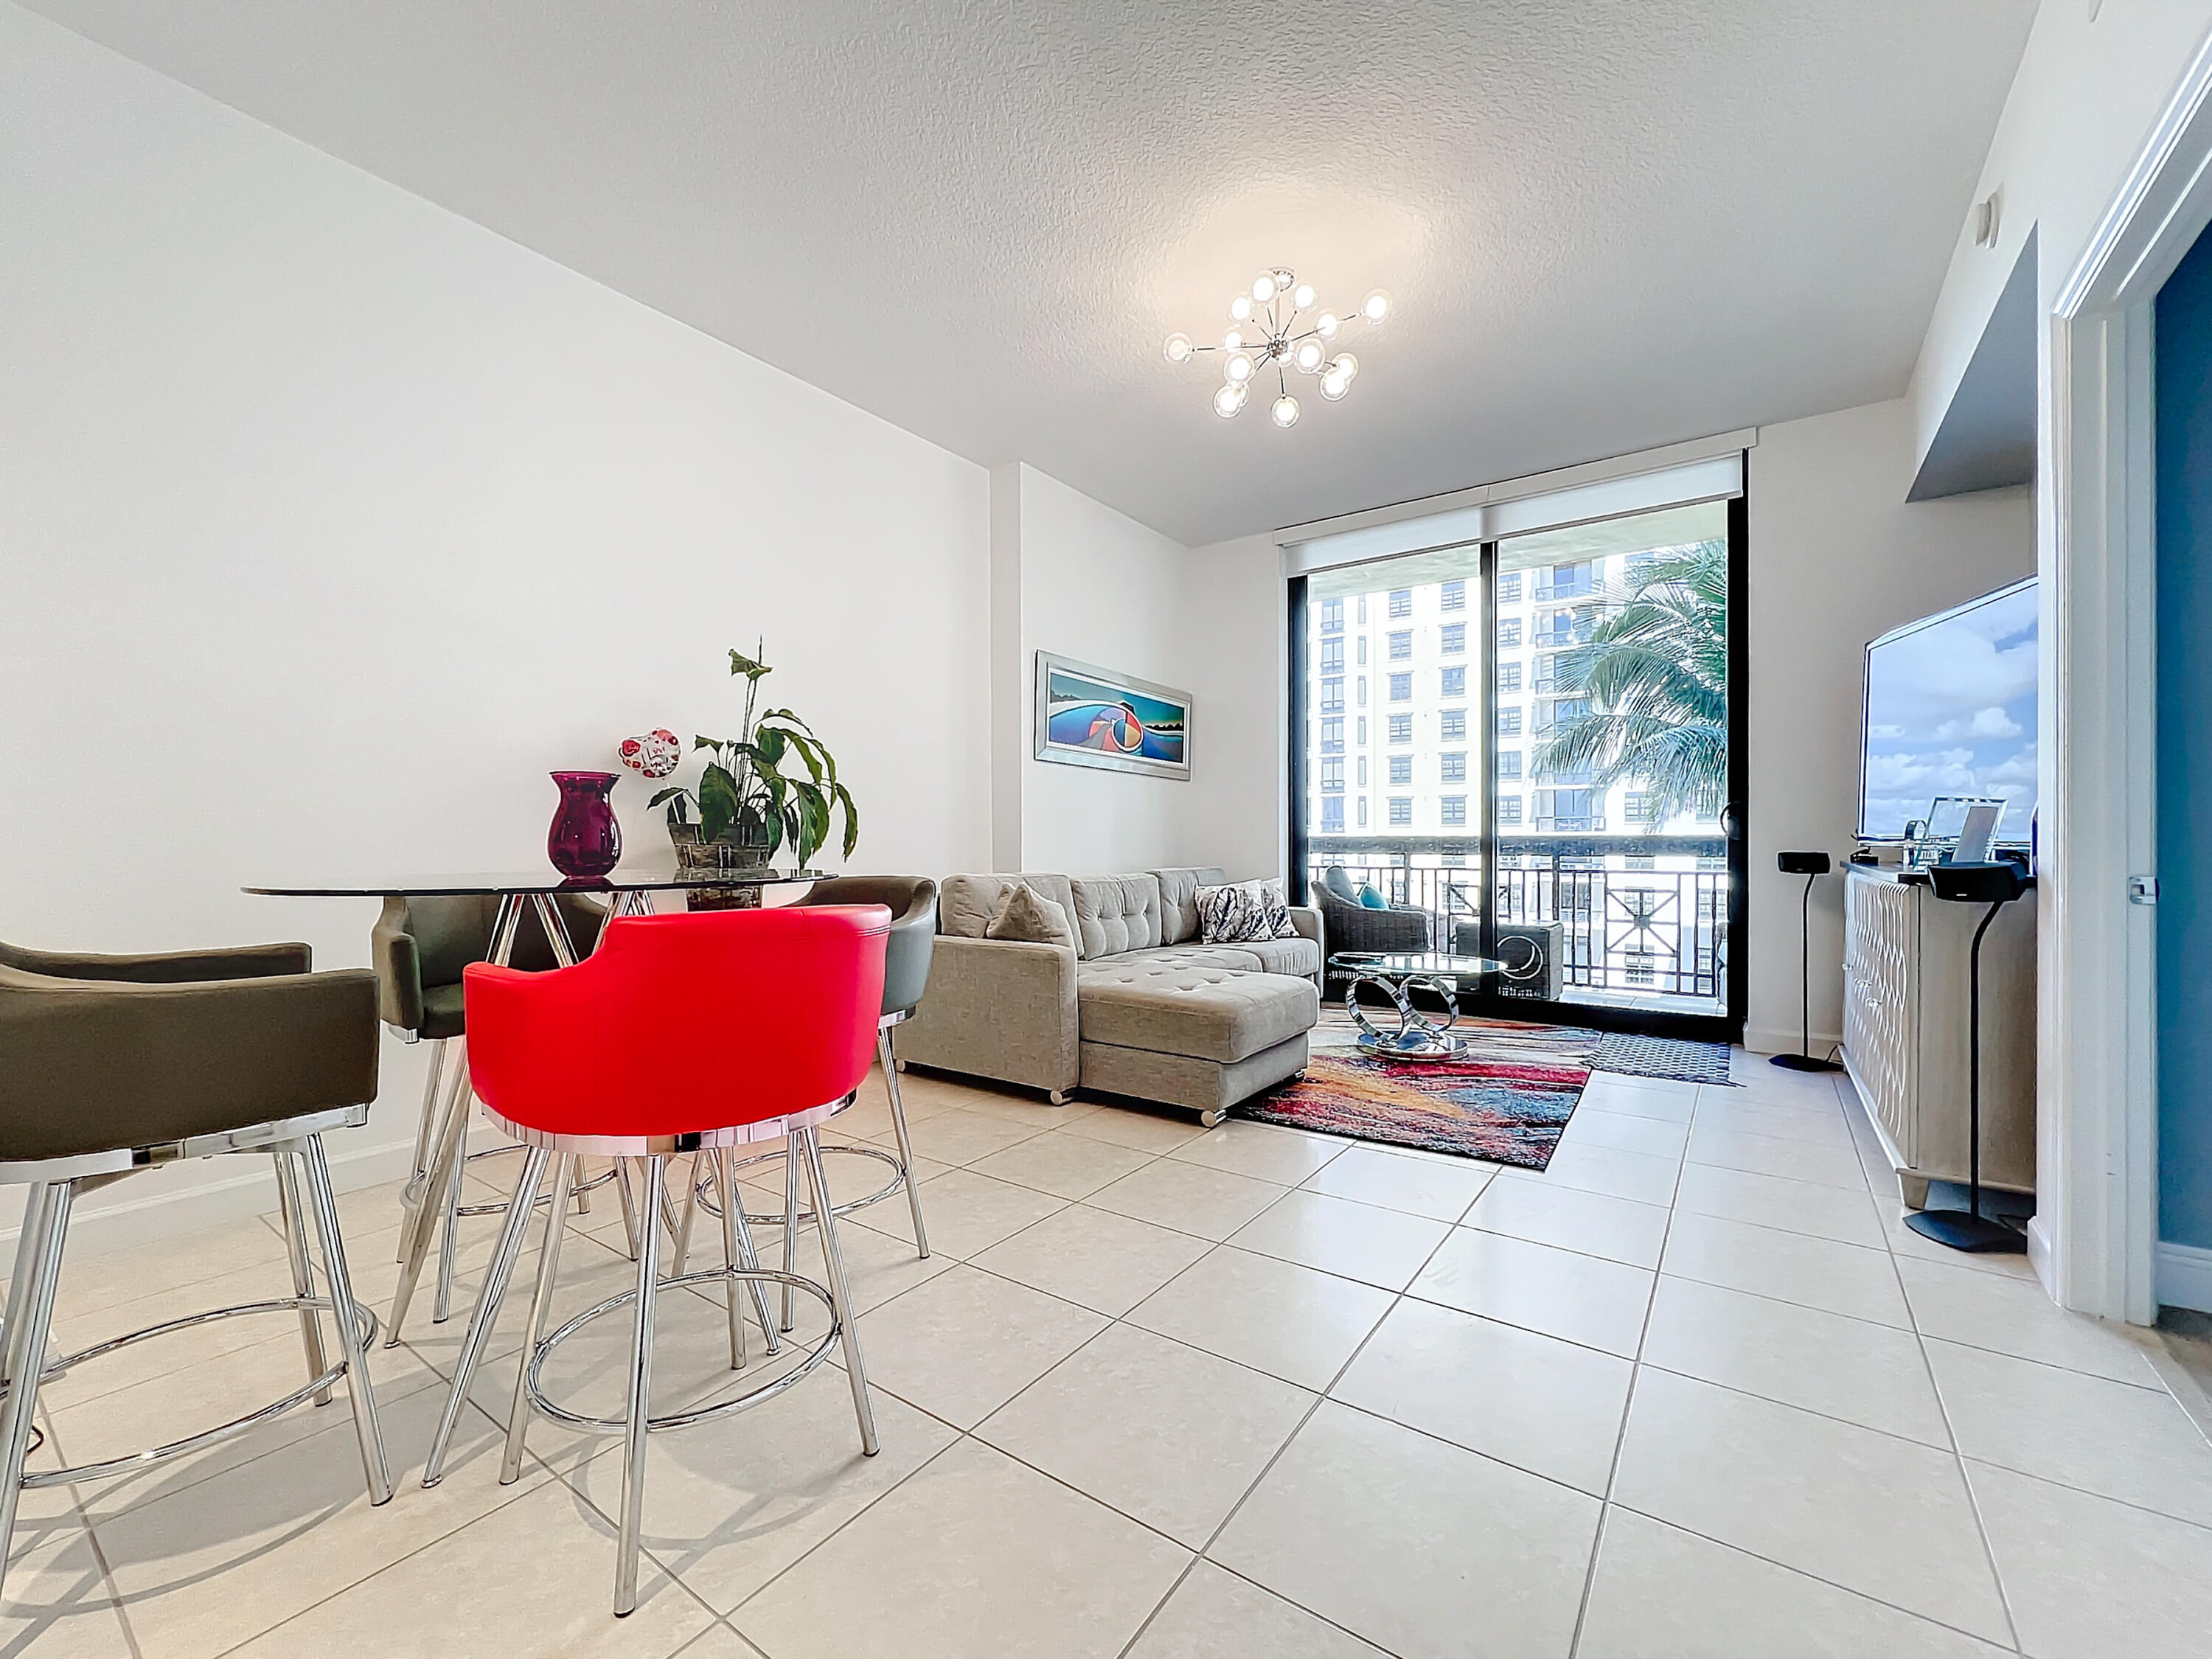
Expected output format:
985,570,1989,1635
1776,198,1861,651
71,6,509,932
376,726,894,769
244,867,837,1339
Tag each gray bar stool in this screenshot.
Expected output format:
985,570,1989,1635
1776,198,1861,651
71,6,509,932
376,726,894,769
0,938,392,1603
688,877,937,1301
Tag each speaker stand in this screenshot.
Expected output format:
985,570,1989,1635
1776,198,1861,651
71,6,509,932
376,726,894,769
1772,867,1844,1072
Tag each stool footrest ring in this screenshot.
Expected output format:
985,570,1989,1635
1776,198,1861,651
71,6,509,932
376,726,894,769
454,1146,618,1218
524,1268,841,1434
694,1144,909,1228
6,1297,378,1487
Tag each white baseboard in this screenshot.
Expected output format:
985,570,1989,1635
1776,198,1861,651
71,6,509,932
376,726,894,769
2156,1239,2212,1315
2028,1214,2059,1301
1742,1026,1843,1060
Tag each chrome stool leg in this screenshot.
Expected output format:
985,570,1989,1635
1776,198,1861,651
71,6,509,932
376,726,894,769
669,1152,700,1279
614,1156,666,1617
796,1126,877,1456
388,1060,473,1346
501,1153,574,1484
616,1158,641,1261
0,1179,74,1604
397,1038,449,1263
880,1028,930,1259
434,1097,470,1323
298,1135,394,1505
273,1150,334,1408
422,1147,548,1486
781,1143,800,1334
723,1161,780,1356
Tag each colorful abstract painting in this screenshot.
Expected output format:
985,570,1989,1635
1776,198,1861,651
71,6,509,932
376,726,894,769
1033,653,1192,780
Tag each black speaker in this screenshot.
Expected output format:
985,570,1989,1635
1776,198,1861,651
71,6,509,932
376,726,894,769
1929,861,2025,905
1772,850,1843,1072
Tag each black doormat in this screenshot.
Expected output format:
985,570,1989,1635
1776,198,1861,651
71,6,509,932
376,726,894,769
1587,1033,1736,1086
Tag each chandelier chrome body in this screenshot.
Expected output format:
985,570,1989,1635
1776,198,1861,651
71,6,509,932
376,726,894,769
1164,268,1388,428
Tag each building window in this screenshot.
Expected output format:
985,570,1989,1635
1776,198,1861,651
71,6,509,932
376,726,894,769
1439,709,1466,741
1441,796,1467,827
1498,661,1523,692
1498,796,1523,824
1441,579,1466,611
1357,797,1368,827
1388,714,1412,743
1623,791,1656,824
1441,752,1466,783
1320,598,1343,633
1694,790,1721,821
1498,572,1523,602
1357,756,1368,787
1388,755,1412,785
1497,706,1522,736
1356,717,1367,744
1319,759,1343,792
1440,666,1467,699
1357,594,1368,622
1388,630,1412,661
1496,749,1522,779
1388,589,1412,619
1357,676,1368,706
1320,677,1344,713
1388,798,1412,827
1357,635,1368,665
1321,797,1344,832
1319,638,1344,672
1320,717,1343,752
1497,619,1522,648
1388,672,1411,701
1440,622,1466,655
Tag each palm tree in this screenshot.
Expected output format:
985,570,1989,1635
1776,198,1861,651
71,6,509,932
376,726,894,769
1531,540,1727,829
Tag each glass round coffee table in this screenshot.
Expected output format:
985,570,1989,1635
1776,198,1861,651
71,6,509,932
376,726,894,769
1328,951,1503,1061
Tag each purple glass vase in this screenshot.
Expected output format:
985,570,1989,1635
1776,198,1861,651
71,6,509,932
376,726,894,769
546,771,621,880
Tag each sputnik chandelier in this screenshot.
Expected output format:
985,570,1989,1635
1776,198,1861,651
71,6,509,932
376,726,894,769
1163,267,1389,428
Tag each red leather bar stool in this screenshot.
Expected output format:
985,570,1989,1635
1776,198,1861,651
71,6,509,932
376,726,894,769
415,903,889,1616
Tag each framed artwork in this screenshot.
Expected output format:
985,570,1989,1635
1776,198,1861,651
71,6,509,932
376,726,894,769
1033,652,1192,781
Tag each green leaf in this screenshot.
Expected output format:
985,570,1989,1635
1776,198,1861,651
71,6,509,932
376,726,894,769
728,649,773,681
697,762,742,844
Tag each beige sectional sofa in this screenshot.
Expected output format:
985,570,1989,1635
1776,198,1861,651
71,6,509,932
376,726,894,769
891,866,1322,1125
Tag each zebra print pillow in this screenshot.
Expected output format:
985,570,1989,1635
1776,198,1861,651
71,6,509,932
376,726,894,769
1195,880,1297,944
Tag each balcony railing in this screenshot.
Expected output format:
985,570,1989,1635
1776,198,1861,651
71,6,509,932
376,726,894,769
1304,834,1730,1007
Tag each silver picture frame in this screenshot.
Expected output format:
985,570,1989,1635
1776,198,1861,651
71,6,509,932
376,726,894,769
1032,651,1192,781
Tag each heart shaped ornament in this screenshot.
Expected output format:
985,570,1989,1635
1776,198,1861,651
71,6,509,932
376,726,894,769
617,728,681,779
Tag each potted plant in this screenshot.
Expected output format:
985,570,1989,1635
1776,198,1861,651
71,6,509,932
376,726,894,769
647,645,860,876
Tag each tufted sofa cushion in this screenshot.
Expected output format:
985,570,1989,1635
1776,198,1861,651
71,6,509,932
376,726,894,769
1068,874,1164,959
1150,867,1229,945
1075,959,1318,1063
940,874,1080,946
1110,943,1268,975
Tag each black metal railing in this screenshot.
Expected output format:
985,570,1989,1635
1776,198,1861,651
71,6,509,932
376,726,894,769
1304,835,1731,1005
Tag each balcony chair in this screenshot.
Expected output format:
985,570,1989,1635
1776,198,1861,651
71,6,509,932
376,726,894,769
1312,865,1433,961
417,904,889,1615
0,937,392,1604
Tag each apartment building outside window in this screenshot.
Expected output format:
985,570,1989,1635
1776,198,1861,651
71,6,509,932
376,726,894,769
1441,579,1465,611
1441,752,1466,782
1388,798,1411,826
1321,717,1343,752
1321,797,1344,832
1388,755,1412,785
1388,714,1412,743
1498,796,1523,824
1441,796,1467,827
1498,618,1522,647
1320,759,1343,792
1321,677,1343,712
1357,756,1368,787
1440,622,1466,654
1388,672,1411,701
1497,705,1522,735
1498,571,1523,602
1387,630,1412,661
1440,709,1466,741
1498,661,1523,692
1441,665,1466,698
1388,589,1412,618
1320,598,1344,633
1496,749,1522,779
1320,637,1344,672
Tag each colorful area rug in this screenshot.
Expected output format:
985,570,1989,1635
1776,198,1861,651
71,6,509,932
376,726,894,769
1238,1018,1599,1169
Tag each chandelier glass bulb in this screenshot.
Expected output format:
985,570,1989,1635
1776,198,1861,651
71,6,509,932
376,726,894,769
1164,265,1388,431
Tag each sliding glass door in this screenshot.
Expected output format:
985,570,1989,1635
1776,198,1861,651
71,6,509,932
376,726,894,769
1295,495,1745,1039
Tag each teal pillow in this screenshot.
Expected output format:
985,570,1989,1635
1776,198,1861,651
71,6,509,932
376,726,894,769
1357,883,1390,909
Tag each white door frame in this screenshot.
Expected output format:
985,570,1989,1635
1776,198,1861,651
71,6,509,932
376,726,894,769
2042,29,2212,1322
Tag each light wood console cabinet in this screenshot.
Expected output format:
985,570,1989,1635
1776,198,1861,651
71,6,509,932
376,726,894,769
1840,865,2036,1208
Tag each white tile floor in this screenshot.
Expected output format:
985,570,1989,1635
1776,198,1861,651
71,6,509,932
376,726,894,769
7,1052,2212,1658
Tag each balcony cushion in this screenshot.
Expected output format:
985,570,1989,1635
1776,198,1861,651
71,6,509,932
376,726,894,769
1151,867,1229,945
1069,874,1164,959
1076,960,1317,1064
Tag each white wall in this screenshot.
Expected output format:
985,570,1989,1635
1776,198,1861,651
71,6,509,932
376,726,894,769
1911,1,2212,463
989,462,1198,874
0,6,992,1248
1172,535,1290,883
1746,400,2034,1054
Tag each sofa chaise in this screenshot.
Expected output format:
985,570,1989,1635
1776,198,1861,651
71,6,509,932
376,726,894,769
891,866,1321,1125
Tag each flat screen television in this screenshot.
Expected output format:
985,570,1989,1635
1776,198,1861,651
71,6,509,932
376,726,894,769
1858,576,2039,844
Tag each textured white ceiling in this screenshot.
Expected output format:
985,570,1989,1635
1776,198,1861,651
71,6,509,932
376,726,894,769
24,1,2037,545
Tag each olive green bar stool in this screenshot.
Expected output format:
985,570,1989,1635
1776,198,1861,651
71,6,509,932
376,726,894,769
0,937,393,1606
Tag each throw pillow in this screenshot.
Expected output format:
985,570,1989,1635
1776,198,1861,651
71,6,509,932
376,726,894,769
1319,865,1361,903
1357,883,1391,909
985,881,1077,950
1196,879,1298,944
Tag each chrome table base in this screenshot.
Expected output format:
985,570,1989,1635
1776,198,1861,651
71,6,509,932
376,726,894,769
1344,971,1473,1062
